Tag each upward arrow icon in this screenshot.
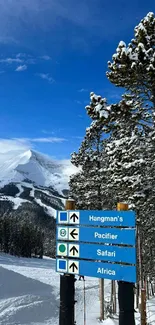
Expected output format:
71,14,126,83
70,213,79,223
70,246,78,255
69,262,78,273
68,260,79,275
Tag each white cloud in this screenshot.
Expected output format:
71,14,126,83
0,54,37,69
17,54,36,64
16,53,27,58
31,137,66,143
15,64,27,72
78,88,88,92
37,73,55,83
40,55,51,60
13,137,66,143
0,136,67,154
0,58,23,64
0,139,30,153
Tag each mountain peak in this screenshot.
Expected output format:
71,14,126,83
0,148,78,194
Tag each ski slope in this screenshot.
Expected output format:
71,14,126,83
0,149,78,194
0,253,154,325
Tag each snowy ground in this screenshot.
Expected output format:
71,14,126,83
0,253,154,325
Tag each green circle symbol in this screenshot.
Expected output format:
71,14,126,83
59,244,66,253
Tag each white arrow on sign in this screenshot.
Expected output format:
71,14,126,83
69,211,80,224
68,260,79,274
69,228,79,241
69,244,79,257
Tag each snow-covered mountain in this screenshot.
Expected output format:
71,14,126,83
0,149,77,194
0,148,78,217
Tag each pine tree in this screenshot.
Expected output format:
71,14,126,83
2,216,11,254
34,228,44,258
140,118,155,279
0,213,45,259
106,12,155,279
104,95,148,212
107,12,155,108
9,217,20,256
85,92,155,279
70,93,116,210
70,118,108,210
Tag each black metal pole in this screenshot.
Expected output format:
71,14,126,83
117,202,136,325
59,274,76,325
118,281,135,325
58,199,76,325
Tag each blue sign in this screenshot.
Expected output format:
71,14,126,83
56,258,136,283
56,242,136,264
79,260,136,283
80,227,135,245
57,210,135,227
57,226,136,246
56,258,68,273
79,243,136,264
56,208,136,283
57,211,68,224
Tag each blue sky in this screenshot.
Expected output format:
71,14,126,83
0,0,154,159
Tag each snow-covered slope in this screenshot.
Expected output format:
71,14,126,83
0,148,78,217
0,253,101,325
0,149,77,194
0,253,154,325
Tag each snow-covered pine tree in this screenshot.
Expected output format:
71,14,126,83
70,90,114,210
104,95,148,212
98,94,155,278
106,13,155,279
70,89,155,277
70,92,117,210
140,116,155,279
85,92,118,209
85,91,155,279
107,12,155,109
69,119,106,210
69,171,87,209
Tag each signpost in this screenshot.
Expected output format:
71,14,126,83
56,258,136,282
58,200,76,325
57,226,135,245
57,210,135,227
56,205,136,325
56,209,136,283
57,242,136,264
